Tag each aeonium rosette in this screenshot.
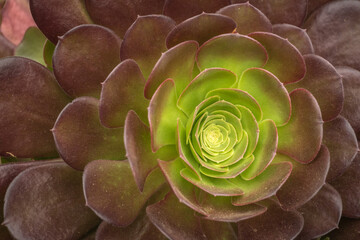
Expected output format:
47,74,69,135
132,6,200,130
144,30,324,222
0,1,360,239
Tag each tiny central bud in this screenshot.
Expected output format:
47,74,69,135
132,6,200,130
204,125,225,147
207,129,221,144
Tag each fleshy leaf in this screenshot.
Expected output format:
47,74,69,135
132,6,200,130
272,24,314,55
307,0,333,14
277,89,323,163
248,32,306,84
0,159,61,238
241,120,278,180
43,40,55,69
275,146,330,210
158,158,204,214
95,216,167,240
327,218,360,239
15,27,46,65
296,184,342,240
323,116,358,181
237,106,259,157
29,0,92,43
196,33,267,77
83,160,165,227
177,68,237,116
99,59,148,128
200,219,237,240
120,15,175,79
199,151,252,179
217,3,272,34
53,24,121,98
166,13,236,48
180,168,244,196
147,192,207,240
163,0,230,23
197,191,267,222
336,67,360,139
305,1,360,71
178,120,204,177
237,199,304,240
52,97,125,170
3,162,100,240
286,54,343,122
144,40,198,99
158,158,267,222
0,57,70,158
231,0,307,26
238,68,291,125
125,111,170,191
330,154,360,218
206,89,262,122
85,0,165,38
149,79,187,151
232,161,291,206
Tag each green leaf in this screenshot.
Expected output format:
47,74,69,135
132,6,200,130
15,27,46,66
149,79,187,151
196,33,268,77
238,67,291,125
178,68,237,116
241,119,278,180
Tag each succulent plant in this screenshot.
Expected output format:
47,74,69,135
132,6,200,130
0,0,360,239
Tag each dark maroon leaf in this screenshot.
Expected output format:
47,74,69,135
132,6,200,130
276,145,330,210
336,66,360,140
85,0,165,38
166,13,236,48
323,116,358,181
277,89,323,164
147,192,207,240
231,0,307,26
305,1,360,71
3,162,100,240
53,97,125,170
0,160,61,240
285,54,343,122
327,218,360,239
217,3,272,34
95,215,167,240
99,59,148,128
53,24,121,98
330,154,360,218
296,184,342,240
120,15,175,79
238,199,304,240
163,0,231,23
83,160,165,227
124,111,165,191
272,24,314,55
29,0,92,43
200,219,237,240
0,57,70,159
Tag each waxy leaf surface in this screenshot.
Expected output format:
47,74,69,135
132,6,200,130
53,97,125,170
121,15,175,78
0,57,70,158
4,162,100,240
53,24,121,98
83,160,165,227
